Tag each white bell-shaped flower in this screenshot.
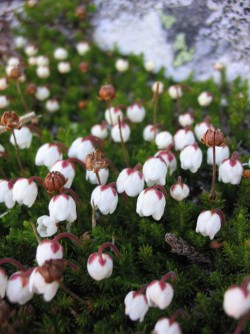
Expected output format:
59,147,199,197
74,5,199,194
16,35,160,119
10,126,33,149
37,215,59,238
104,107,123,125
25,45,37,57
6,271,34,305
218,152,243,185
0,268,7,298
207,145,230,166
45,99,60,113
198,92,213,107
7,57,20,67
36,239,63,266
180,143,202,173
35,143,63,169
155,131,173,150
86,168,109,185
117,167,144,197
91,124,108,139
12,178,38,207
49,194,77,223
111,122,131,143
168,85,182,99
53,47,68,60
14,36,27,49
174,128,195,151
115,59,129,72
76,41,90,55
0,180,15,208
0,77,8,90
194,118,214,141
124,290,149,322
36,56,49,67
29,268,59,302
50,160,75,188
36,66,50,79
178,112,194,127
57,62,71,74
28,56,38,66
35,86,50,101
136,186,166,221
154,318,181,334
152,81,164,94
0,95,9,108
170,176,189,201
68,136,96,163
144,60,155,72
143,124,159,142
223,284,250,320
126,103,146,123
91,184,118,215
196,209,224,240
155,150,177,176
143,156,167,187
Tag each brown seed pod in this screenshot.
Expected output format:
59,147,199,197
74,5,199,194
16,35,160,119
78,100,88,109
79,62,89,73
75,5,86,19
243,170,250,179
85,149,108,172
201,128,225,147
8,66,22,80
26,83,37,95
1,111,22,130
98,85,116,101
44,171,67,193
37,259,65,284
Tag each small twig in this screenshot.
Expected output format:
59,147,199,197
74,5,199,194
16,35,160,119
60,283,85,304
91,200,97,229
30,221,41,243
16,81,30,113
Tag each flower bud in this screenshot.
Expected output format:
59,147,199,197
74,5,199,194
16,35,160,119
198,92,213,107
36,66,50,79
144,60,155,72
44,171,67,193
57,62,71,74
35,86,50,101
170,177,189,201
196,209,224,240
98,85,116,101
168,85,182,99
115,59,129,72
76,42,90,55
53,48,68,60
152,81,164,94
87,253,113,281
143,124,159,142
201,128,225,147
45,99,60,113
178,112,194,127
126,103,145,123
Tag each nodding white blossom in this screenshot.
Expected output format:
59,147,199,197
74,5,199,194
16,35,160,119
36,239,63,266
0,95,9,108
76,41,90,55
0,268,7,298
91,184,118,215
207,145,230,166
37,215,58,238
146,279,174,310
36,56,49,67
124,291,149,322
6,271,34,305
194,119,214,142
0,77,8,91
116,167,144,197
53,47,68,60
136,187,166,221
178,112,194,127
91,124,108,139
7,57,20,67
0,180,15,209
174,128,195,151
50,160,75,188
28,57,38,66
153,318,181,334
155,131,173,150
115,59,129,72
29,268,59,302
35,143,63,169
152,81,164,94
143,157,167,187
86,168,109,185
144,60,155,72
14,36,27,49
168,85,182,99
45,99,60,113
198,92,213,107
10,126,33,149
13,178,38,208
126,103,146,123
111,122,131,143
87,253,113,281
36,66,50,79
68,137,96,163
49,194,77,223
143,124,159,142
155,150,177,175
196,209,224,240
170,177,190,201
104,107,123,125
57,62,71,74
180,143,203,173
223,284,250,319
35,86,50,101
25,45,37,57
218,152,243,185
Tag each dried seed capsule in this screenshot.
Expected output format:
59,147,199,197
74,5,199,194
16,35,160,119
44,171,67,193
98,85,116,101
1,111,21,130
201,128,225,147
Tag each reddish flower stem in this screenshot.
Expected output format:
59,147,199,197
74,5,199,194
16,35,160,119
234,313,250,334
53,232,81,246
63,188,80,204
153,184,168,198
160,271,177,283
0,258,25,271
98,242,121,257
169,309,189,325
11,128,23,171
177,176,182,184
54,142,68,154
138,284,147,294
102,158,116,172
118,116,129,167
106,182,116,188
67,158,86,170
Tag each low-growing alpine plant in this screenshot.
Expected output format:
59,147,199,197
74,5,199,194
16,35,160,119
0,1,249,333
